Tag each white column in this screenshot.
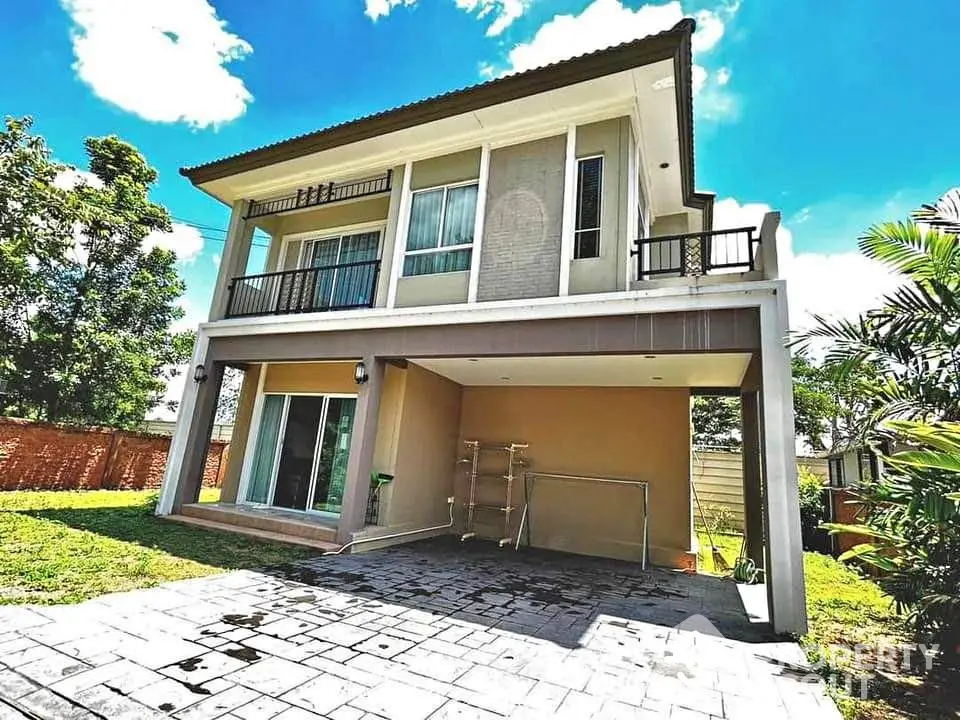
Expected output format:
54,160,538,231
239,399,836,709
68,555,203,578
209,200,253,321
386,161,414,308
626,127,638,289
467,144,491,303
759,287,808,634
235,362,268,504
558,124,578,297
156,329,209,515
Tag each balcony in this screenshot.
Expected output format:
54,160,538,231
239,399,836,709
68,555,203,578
633,226,759,279
245,171,393,220
226,260,380,318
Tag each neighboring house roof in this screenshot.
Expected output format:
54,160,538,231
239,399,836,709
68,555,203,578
180,18,712,224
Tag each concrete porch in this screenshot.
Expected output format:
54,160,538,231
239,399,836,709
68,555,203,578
170,502,341,552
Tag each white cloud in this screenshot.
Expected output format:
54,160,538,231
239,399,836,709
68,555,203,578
712,197,902,333
364,0,526,34
53,168,103,190
212,253,221,268
455,0,529,36
144,222,205,263
365,0,416,20
494,0,738,119
61,0,252,128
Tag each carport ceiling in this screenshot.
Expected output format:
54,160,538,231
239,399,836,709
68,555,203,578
412,353,752,388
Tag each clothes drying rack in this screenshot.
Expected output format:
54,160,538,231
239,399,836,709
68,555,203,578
518,471,650,570
459,440,528,547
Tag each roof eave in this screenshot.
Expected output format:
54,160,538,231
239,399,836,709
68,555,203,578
181,18,697,188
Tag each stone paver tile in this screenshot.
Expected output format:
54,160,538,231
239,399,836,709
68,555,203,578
396,649,472,684
226,657,320,697
131,677,213,714
17,689,95,719
258,618,318,640
0,607,51,632
554,689,603,720
242,634,317,662
301,656,380,688
419,638,469,659
174,684,262,720
73,684,165,720
443,686,515,717
272,708,328,719
352,680,445,720
115,635,209,669
50,659,146,698
328,706,365,720
320,646,359,663
353,634,414,660
232,695,292,720
520,681,568,713
100,663,167,696
308,622,376,648
15,650,89,686
0,641,51,668
393,621,441,639
667,708,711,720
0,669,40,700
598,700,654,719
161,650,249,685
455,665,535,703
280,674,365,715
429,700,502,720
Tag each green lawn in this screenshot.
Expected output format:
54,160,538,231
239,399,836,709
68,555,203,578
695,530,742,574
0,489,313,605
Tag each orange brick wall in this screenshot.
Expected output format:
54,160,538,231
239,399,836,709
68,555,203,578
831,488,868,555
0,417,228,492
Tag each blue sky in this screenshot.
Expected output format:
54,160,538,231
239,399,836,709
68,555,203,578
3,0,958,335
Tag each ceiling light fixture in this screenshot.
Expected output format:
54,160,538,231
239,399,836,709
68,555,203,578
659,162,670,169
651,376,664,381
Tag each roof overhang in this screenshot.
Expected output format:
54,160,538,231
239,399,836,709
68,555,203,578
182,18,712,224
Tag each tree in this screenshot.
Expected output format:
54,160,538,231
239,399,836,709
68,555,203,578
0,117,192,427
807,189,960,663
692,395,741,448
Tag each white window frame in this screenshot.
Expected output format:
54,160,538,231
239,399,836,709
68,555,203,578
238,388,359,518
278,221,387,273
573,154,604,261
401,179,479,278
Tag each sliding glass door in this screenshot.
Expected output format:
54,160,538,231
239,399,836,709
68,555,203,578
243,394,357,516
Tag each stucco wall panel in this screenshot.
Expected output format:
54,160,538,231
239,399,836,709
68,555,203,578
220,363,261,503
457,386,692,566
388,365,463,528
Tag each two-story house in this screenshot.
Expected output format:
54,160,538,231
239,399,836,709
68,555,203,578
157,19,806,634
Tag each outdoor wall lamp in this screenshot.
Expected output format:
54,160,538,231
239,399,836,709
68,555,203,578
354,361,369,385
193,364,208,384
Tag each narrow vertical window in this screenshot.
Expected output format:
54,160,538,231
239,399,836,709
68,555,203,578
574,156,603,259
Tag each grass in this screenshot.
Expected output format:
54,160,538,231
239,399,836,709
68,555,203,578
0,489,313,605
697,530,957,719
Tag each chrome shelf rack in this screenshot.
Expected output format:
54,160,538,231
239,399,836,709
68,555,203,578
459,441,528,547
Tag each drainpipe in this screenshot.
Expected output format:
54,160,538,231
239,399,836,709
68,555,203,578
325,497,455,556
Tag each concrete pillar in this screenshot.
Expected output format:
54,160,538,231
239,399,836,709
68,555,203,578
740,390,765,568
759,288,807,634
209,200,254,321
337,357,385,544
172,361,224,513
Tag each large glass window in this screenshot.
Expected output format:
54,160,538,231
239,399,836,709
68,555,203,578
574,156,603,259
403,183,478,276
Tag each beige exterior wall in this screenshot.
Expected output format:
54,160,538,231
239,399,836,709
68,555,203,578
651,212,689,237
219,364,261,503
384,365,463,528
457,386,693,566
262,362,359,394
394,271,469,307
410,149,481,191
569,117,629,296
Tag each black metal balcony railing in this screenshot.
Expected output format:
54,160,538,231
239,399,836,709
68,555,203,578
226,260,380,318
245,171,393,220
632,226,759,279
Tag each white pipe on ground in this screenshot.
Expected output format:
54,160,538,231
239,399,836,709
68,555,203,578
324,497,456,556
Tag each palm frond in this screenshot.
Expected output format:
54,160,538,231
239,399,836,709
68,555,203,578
913,188,960,234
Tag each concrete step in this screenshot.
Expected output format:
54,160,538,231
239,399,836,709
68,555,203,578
165,514,341,553
179,503,338,544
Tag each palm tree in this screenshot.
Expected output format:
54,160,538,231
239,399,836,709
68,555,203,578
796,193,960,430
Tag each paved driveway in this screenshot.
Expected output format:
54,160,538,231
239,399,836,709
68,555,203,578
0,539,840,719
